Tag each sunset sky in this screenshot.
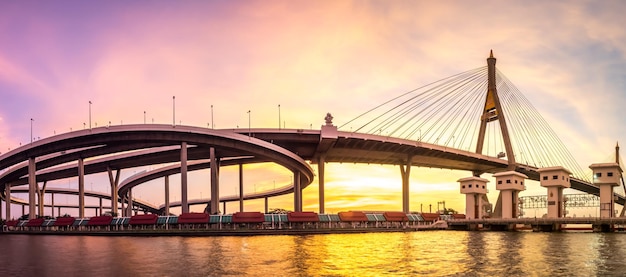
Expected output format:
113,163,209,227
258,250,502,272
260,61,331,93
1,1,625,218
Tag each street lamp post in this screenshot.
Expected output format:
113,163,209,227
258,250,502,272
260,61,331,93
278,104,281,130
211,105,214,129
89,101,92,129
144,111,146,124
30,118,33,143
247,110,251,136
172,96,176,126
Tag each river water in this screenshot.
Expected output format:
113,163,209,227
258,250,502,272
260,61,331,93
1,231,625,276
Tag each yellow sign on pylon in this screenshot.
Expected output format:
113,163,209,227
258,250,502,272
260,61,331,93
484,89,496,112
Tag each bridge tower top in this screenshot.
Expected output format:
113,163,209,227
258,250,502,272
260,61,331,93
590,163,622,185
475,50,516,172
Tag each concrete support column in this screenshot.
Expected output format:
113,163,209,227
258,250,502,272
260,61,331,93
294,171,302,212
22,205,25,217
51,193,55,218
239,164,244,212
318,156,325,214
265,197,269,214
210,147,220,214
37,181,47,217
57,207,61,217
127,189,133,216
547,186,564,217
78,158,85,218
28,157,36,219
107,167,120,217
120,195,125,217
400,156,412,214
99,198,103,216
5,184,11,220
319,117,337,213
222,201,226,215
469,194,482,218
180,142,189,214
164,175,170,215
599,184,617,218
500,190,515,218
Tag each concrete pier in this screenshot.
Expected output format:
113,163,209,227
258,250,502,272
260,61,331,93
590,163,621,218
494,171,527,221
590,162,621,233
458,176,489,219
448,217,626,232
538,166,571,230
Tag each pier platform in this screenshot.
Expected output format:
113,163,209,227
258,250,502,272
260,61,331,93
447,217,626,232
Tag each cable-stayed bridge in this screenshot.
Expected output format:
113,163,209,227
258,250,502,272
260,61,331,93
0,51,622,220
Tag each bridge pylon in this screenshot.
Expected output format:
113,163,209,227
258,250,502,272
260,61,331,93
475,50,516,172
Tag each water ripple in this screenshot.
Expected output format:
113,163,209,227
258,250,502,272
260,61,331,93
1,231,626,276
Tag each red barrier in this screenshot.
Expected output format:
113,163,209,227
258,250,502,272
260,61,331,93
232,212,264,223
338,211,368,222
177,213,209,224
88,216,113,226
451,214,466,219
5,220,19,227
26,218,45,227
129,214,158,225
54,217,76,226
383,212,408,222
420,213,441,222
287,212,319,222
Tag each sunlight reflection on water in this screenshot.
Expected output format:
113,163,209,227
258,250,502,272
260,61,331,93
1,231,626,276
